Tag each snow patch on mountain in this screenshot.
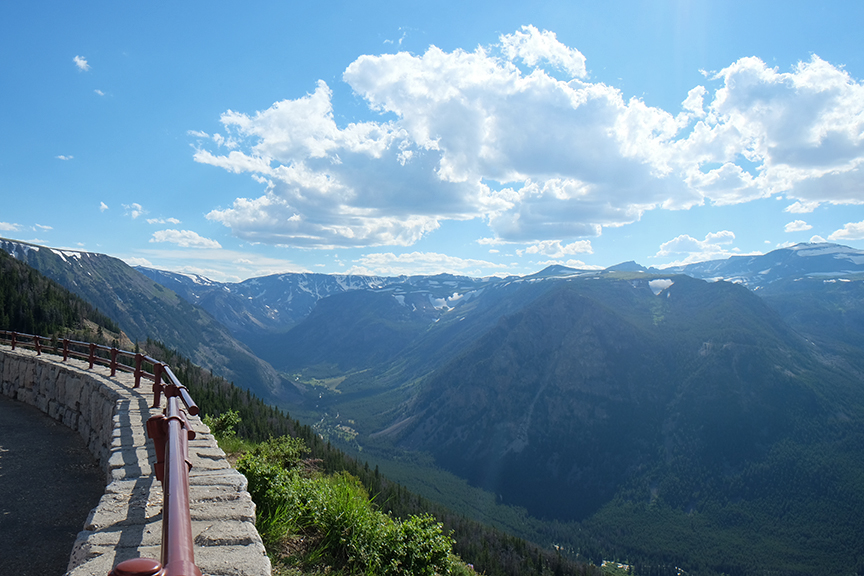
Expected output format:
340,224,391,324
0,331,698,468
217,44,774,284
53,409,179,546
649,279,674,295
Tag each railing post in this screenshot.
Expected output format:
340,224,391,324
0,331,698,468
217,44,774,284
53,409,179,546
88,343,96,369
153,363,164,409
110,347,118,377
134,354,143,388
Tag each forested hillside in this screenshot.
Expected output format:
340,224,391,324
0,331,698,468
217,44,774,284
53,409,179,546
0,249,118,338
140,340,602,576
0,238,282,398
0,256,601,576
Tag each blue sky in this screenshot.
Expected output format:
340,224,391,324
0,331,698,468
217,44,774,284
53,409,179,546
3,1,864,281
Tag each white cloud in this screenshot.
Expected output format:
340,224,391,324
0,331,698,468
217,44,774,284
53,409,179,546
0,222,21,232
123,203,145,219
34,224,52,231
655,230,748,266
131,247,307,282
499,25,587,78
518,239,593,258
682,56,864,207
784,200,820,213
123,257,153,267
99,202,109,212
347,251,505,276
150,229,222,249
73,55,90,71
810,234,828,243
94,89,105,96
146,217,181,225
828,221,864,241
195,29,864,251
56,155,73,160
784,220,813,233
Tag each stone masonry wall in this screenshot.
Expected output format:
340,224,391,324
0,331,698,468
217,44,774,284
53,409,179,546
0,346,271,576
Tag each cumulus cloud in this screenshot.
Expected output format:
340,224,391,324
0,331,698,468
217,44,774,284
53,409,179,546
0,222,21,232
94,89,105,96
99,202,109,212
655,230,745,266
784,220,813,233
194,28,864,251
150,229,222,249
499,25,587,78
347,251,505,276
123,203,145,219
518,239,593,258
147,217,182,225
122,257,153,267
73,55,90,71
828,221,864,241
56,155,73,160
785,200,820,213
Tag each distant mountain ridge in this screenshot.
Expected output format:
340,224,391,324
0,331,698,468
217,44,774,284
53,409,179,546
136,266,497,337
138,242,864,336
0,238,282,397
669,242,864,287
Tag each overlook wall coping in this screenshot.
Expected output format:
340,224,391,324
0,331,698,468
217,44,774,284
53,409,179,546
0,345,271,576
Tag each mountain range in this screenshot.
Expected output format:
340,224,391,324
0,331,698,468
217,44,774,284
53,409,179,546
4,237,864,575
0,239,281,396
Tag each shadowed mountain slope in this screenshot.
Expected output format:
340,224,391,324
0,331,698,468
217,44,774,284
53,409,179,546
0,238,282,397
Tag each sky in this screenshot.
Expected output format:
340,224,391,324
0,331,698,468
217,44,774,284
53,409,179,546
3,1,864,281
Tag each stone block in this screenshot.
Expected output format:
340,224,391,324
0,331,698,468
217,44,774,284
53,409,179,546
193,520,262,547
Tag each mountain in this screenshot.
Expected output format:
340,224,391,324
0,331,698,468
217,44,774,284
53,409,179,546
667,243,864,363
0,248,119,338
136,267,391,337
669,242,864,288
35,239,864,574
385,275,828,514
0,238,282,398
370,273,864,575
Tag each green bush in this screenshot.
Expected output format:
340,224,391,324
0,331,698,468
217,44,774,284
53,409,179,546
237,436,460,576
203,409,241,439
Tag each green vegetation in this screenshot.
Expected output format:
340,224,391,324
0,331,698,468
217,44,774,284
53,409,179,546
0,249,119,338
237,435,466,576
141,339,600,576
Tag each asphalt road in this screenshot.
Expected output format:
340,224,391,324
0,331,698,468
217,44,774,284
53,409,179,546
0,394,105,576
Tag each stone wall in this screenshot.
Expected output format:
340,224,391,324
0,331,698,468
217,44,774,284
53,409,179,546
0,346,271,576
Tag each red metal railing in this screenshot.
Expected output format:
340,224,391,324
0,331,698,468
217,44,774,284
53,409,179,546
0,331,203,576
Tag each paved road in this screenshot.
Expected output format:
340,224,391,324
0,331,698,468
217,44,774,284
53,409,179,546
0,394,105,576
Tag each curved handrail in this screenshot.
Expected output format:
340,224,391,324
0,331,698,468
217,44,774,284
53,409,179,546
0,330,203,576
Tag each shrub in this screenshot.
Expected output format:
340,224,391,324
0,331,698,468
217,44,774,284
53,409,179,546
237,435,461,575
203,409,241,439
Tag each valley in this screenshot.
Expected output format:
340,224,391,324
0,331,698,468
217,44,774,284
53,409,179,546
4,237,864,575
